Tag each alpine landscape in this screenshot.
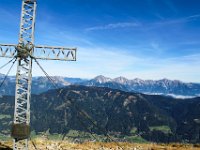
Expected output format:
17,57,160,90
0,0,200,149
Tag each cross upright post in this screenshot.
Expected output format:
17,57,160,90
0,0,77,149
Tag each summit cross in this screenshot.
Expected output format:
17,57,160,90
0,0,77,149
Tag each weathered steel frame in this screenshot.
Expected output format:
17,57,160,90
0,0,77,149
13,0,36,149
0,44,76,61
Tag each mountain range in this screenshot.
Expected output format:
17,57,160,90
0,74,200,98
0,85,199,143
80,75,200,98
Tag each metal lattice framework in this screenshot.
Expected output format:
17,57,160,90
0,44,76,61
0,0,76,149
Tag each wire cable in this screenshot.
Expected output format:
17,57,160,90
30,137,38,150
0,57,15,70
33,58,124,150
0,58,17,89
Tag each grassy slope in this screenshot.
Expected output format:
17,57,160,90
1,139,200,150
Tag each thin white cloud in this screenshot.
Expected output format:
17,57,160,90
140,13,200,31
153,14,200,27
85,22,140,31
186,14,200,20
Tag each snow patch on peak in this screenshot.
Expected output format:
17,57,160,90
94,75,112,83
114,76,129,84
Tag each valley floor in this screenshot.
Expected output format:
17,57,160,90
1,139,200,150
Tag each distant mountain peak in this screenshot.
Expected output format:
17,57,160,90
81,76,200,97
94,75,112,83
114,76,129,84
157,78,183,87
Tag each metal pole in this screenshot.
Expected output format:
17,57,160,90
12,1,37,149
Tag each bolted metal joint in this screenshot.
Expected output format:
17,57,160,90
15,42,33,59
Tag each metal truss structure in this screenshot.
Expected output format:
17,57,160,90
0,0,76,149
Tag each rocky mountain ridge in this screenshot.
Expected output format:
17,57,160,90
80,75,200,97
0,75,200,97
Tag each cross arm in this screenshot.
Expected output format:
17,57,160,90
0,44,77,61
33,45,77,61
0,44,17,58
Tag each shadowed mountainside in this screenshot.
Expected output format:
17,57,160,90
0,85,200,143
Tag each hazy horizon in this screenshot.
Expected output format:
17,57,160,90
1,73,200,83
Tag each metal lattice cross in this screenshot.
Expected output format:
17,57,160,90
0,0,77,149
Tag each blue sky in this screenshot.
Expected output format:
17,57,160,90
0,0,200,82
